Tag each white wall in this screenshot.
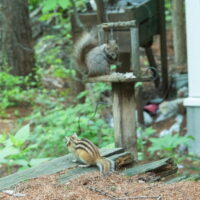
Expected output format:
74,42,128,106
184,0,200,155
185,0,200,98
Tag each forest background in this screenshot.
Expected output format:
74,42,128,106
0,0,195,177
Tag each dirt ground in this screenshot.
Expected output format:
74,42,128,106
1,171,200,200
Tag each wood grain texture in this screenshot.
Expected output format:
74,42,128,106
0,148,123,191
112,82,137,159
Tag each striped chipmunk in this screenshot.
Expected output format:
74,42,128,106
66,133,115,175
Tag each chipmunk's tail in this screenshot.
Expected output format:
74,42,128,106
96,157,115,175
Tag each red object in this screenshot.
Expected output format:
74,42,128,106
144,104,158,115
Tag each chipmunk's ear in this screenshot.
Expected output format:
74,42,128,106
65,136,69,142
72,133,78,137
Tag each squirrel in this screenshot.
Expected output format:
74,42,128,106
66,133,115,175
74,31,119,77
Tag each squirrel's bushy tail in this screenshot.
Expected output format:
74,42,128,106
74,31,98,68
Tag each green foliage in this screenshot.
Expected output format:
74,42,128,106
165,0,172,23
137,127,193,163
148,134,192,155
148,133,193,163
0,71,35,116
137,127,155,160
0,124,49,173
0,73,113,173
42,0,70,13
28,93,113,158
35,35,73,74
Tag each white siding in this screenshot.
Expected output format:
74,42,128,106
185,0,200,97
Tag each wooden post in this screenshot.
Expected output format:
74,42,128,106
98,21,139,159
130,24,144,126
112,82,137,159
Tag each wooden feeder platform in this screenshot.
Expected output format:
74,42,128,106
87,73,151,83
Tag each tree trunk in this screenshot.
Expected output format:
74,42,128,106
171,0,187,71
0,0,35,76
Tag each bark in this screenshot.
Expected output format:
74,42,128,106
171,0,187,69
0,0,35,76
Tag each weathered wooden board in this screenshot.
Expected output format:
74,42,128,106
59,166,97,184
0,154,74,191
58,151,134,184
0,148,123,191
122,157,177,176
58,157,178,185
166,174,200,184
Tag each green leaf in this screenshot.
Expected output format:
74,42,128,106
0,146,20,159
148,134,192,155
13,159,29,167
58,0,71,9
42,0,58,13
14,124,30,143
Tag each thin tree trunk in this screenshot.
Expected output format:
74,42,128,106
0,0,35,76
172,0,187,70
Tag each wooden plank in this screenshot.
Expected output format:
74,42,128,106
58,157,177,184
110,152,134,169
165,175,189,184
58,166,97,184
58,152,134,184
0,148,121,191
0,154,74,191
122,158,177,176
166,174,200,184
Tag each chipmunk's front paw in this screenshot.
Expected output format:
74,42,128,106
78,164,90,168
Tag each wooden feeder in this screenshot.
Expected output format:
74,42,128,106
70,0,168,158
71,0,168,89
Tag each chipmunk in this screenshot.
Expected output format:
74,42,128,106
74,31,119,77
66,133,115,175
